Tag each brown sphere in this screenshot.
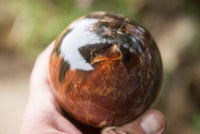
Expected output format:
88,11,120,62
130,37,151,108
49,12,162,127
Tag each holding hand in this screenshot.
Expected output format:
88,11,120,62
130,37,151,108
20,43,166,134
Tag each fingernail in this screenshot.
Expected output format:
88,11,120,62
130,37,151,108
103,130,116,134
102,127,117,134
115,128,128,134
140,114,164,134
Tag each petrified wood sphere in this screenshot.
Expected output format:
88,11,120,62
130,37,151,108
49,12,162,127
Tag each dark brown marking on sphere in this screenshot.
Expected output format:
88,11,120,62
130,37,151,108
59,60,70,82
49,11,162,127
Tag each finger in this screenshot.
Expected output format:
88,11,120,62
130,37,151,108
28,41,59,112
30,41,54,87
23,41,61,117
102,109,166,134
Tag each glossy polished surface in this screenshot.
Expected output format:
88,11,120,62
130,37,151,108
49,12,162,127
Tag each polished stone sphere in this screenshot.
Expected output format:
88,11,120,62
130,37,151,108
49,12,162,127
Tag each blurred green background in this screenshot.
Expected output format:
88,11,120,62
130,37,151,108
0,0,200,134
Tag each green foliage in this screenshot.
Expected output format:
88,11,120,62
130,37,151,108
12,0,139,59
192,112,200,132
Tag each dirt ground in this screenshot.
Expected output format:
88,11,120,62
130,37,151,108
0,52,32,134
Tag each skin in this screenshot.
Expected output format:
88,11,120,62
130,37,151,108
20,43,166,134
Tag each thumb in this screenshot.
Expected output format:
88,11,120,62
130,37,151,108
102,109,166,134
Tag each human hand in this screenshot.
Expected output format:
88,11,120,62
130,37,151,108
20,42,166,134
